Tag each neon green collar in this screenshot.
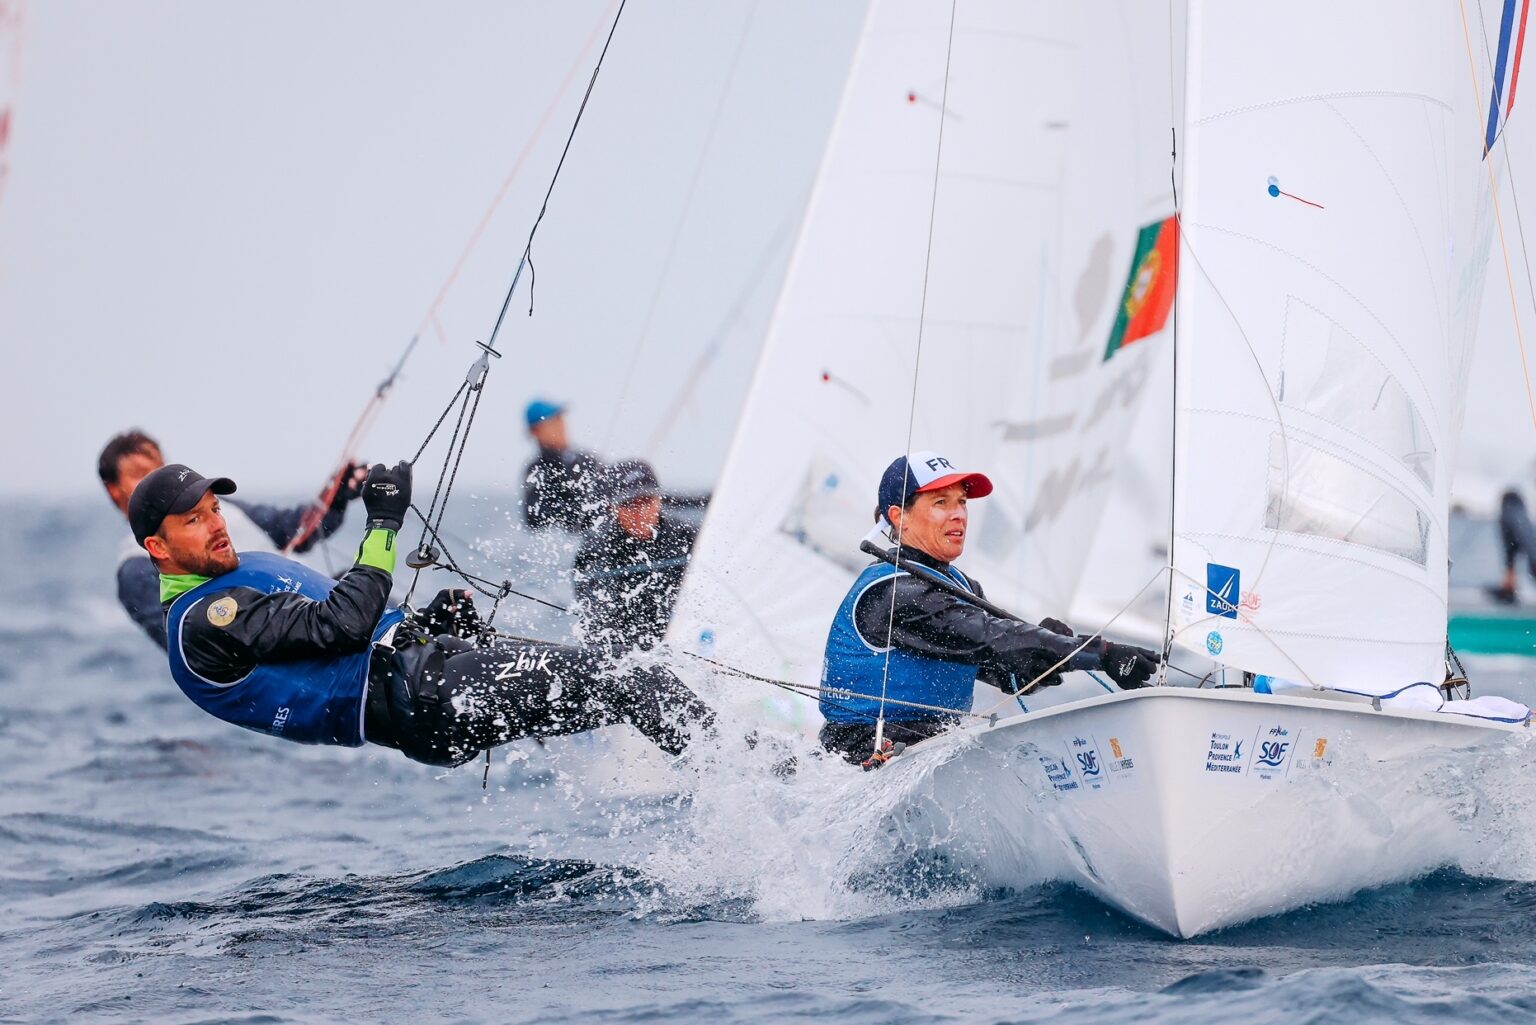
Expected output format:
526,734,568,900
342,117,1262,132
160,572,210,604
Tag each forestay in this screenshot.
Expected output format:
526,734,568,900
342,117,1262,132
1167,0,1501,689
669,0,1180,693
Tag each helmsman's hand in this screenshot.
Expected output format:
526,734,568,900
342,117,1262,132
363,461,412,532
1101,641,1157,689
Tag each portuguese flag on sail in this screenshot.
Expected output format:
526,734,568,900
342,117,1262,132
1103,215,1179,361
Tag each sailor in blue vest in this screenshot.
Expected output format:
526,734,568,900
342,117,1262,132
132,461,712,767
820,451,1157,768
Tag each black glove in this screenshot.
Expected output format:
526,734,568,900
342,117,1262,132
336,461,369,506
1039,616,1073,637
1101,641,1157,689
1018,653,1066,692
362,461,412,532
412,588,482,639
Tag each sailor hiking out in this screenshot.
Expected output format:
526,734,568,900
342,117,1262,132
135,460,713,767
98,429,364,649
819,452,1157,768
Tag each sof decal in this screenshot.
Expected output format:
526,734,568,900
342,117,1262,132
1064,735,1109,792
1248,723,1300,782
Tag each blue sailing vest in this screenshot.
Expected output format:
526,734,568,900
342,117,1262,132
820,561,981,724
164,552,406,747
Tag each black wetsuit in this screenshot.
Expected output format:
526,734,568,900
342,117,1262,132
119,495,353,650
168,558,712,767
1501,490,1536,581
572,513,698,652
522,446,610,532
819,548,1102,763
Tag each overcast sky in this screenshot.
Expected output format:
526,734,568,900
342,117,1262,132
1,1,1535,509
0,1,864,500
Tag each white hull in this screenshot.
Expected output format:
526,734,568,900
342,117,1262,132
883,688,1528,938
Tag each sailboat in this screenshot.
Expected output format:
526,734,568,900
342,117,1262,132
666,0,1536,937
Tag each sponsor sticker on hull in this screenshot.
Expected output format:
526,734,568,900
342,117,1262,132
1205,723,1322,782
1105,735,1137,778
1064,735,1109,792
1037,751,1080,794
1204,730,1249,776
1249,723,1298,782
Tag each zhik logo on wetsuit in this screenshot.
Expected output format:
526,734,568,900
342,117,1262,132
494,651,554,679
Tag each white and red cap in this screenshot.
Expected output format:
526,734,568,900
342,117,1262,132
876,451,993,520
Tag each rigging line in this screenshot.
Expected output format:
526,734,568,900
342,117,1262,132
1460,0,1536,438
288,4,622,558
602,0,761,450
680,650,990,722
1163,563,1320,688
1161,129,1182,681
403,504,572,614
284,333,422,555
415,1,622,346
1159,0,1183,685
875,0,959,755
640,198,803,455
410,379,471,465
392,0,629,590
485,0,630,352
1157,5,1312,688
1165,213,1297,668
419,386,473,534
429,380,489,544
971,564,1168,721
1475,0,1536,425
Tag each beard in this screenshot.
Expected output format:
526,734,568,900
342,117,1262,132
180,544,240,578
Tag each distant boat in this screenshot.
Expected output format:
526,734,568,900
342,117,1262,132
669,0,1534,937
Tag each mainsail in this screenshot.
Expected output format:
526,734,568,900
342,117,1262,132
1166,0,1503,689
669,0,1180,691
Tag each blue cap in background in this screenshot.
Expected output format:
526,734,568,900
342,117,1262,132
525,399,566,429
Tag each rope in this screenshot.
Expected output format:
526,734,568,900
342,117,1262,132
1460,0,1536,438
875,0,959,755
681,650,989,723
396,0,628,606
486,0,629,347
971,565,1169,721
416,1,623,346
283,333,421,555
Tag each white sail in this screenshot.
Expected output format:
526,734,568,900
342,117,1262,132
669,0,1178,692
1167,0,1500,689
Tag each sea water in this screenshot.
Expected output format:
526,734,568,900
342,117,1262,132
6,498,1536,1024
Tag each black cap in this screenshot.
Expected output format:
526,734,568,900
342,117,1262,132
609,459,661,505
128,463,237,547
